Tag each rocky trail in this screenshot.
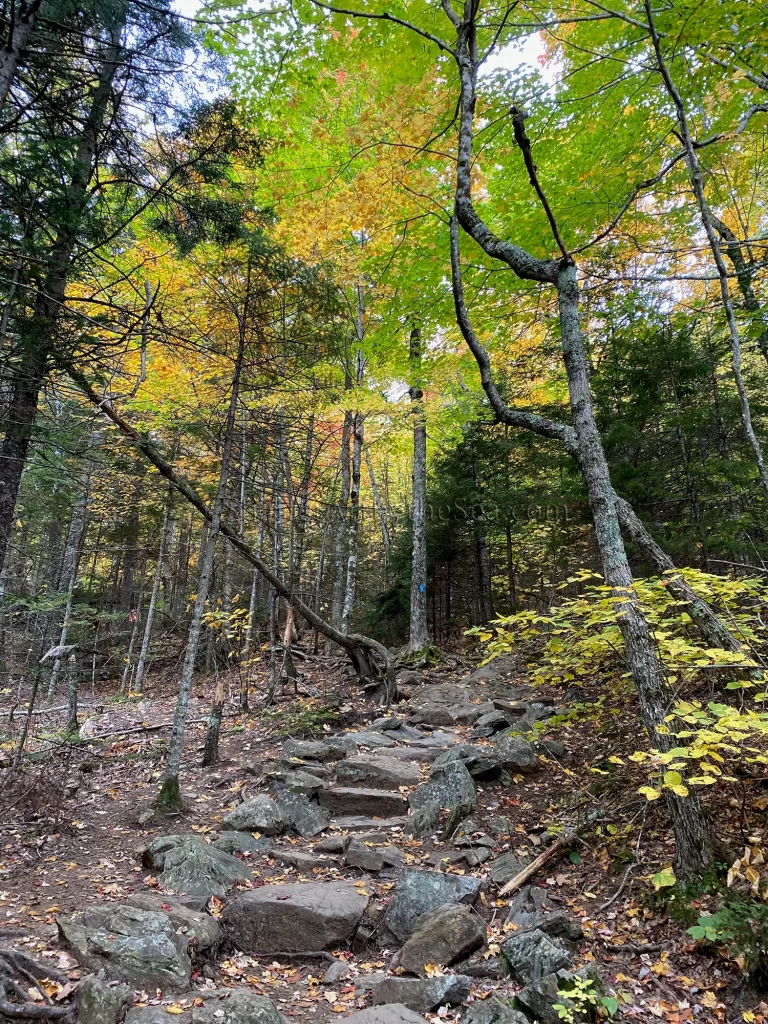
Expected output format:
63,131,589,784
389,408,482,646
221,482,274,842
0,657,738,1023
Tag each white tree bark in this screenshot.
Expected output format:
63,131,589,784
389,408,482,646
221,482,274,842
133,503,172,694
408,325,429,651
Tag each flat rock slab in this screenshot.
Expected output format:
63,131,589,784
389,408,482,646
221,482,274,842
329,816,408,831
124,892,220,950
343,1007,428,1024
380,868,482,944
126,989,286,1024
382,747,441,763
142,835,250,901
212,832,272,855
276,790,330,837
268,847,337,871
487,850,531,887
319,787,409,818
462,997,529,1024
223,881,368,953
58,905,191,990
371,975,471,1013
337,755,421,790
500,928,573,984
347,731,397,749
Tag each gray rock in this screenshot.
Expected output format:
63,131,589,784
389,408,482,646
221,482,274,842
331,815,408,831
282,738,334,762
429,744,486,775
268,847,334,871
472,710,511,738
142,835,250,901
491,735,538,772
222,795,285,835
124,892,220,950
384,746,441,763
319,787,408,818
488,816,512,836
380,868,482,944
510,909,583,941
500,928,572,984
426,850,467,868
326,735,359,759
487,850,531,886
343,1005,428,1024
344,837,384,872
78,976,131,1024
337,755,421,790
371,716,404,732
315,836,345,853
538,740,566,758
371,975,471,1013
57,905,191,989
349,731,397,749
278,769,327,796
223,881,368,952
514,703,555,732
323,959,351,984
212,831,272,855
408,761,476,836
275,789,330,837
465,847,492,867
126,990,287,1024
515,969,595,1024
461,996,529,1024
408,684,471,726
399,904,486,975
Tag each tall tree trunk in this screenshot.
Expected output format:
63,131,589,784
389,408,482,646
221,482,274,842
48,484,89,696
202,677,225,767
134,503,172,694
0,0,41,115
0,21,123,570
65,654,78,736
342,410,363,632
408,326,429,651
330,412,352,633
712,216,768,369
365,446,391,556
157,330,245,810
644,0,768,504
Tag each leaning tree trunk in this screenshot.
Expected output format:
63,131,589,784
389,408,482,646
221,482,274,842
712,216,768,369
408,325,429,651
341,410,363,632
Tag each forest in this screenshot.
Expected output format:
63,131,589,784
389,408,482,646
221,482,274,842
2,0,768,1022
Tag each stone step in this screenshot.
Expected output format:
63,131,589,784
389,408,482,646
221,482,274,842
382,746,442,763
336,754,421,791
319,786,409,818
328,815,408,832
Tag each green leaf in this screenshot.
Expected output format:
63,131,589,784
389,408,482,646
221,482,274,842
651,867,676,890
601,996,619,1015
569,851,581,865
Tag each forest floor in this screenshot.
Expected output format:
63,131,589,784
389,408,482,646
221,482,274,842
0,649,762,1023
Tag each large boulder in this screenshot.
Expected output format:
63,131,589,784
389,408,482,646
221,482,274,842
124,892,220,950
398,904,486,975
277,769,326,797
337,755,421,790
380,868,482,945
371,975,471,1013
408,684,486,726
126,989,286,1024
223,881,368,952
221,795,285,835
78,976,132,1024
472,710,511,738
500,929,573,984
343,1007,428,1024
142,835,250,901
275,790,330,837
57,905,191,989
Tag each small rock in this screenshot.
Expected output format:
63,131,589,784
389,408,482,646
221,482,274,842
371,974,471,1013
488,816,512,836
315,836,345,853
500,929,573,984
371,716,403,731
487,850,530,887
515,969,597,1024
399,904,486,975
465,847,492,867
471,710,511,738
491,734,538,772
269,847,333,871
408,761,476,836
323,959,351,984
350,731,397,749
222,795,285,835
282,738,334,762
278,769,327,796
538,740,566,758
344,837,385,872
